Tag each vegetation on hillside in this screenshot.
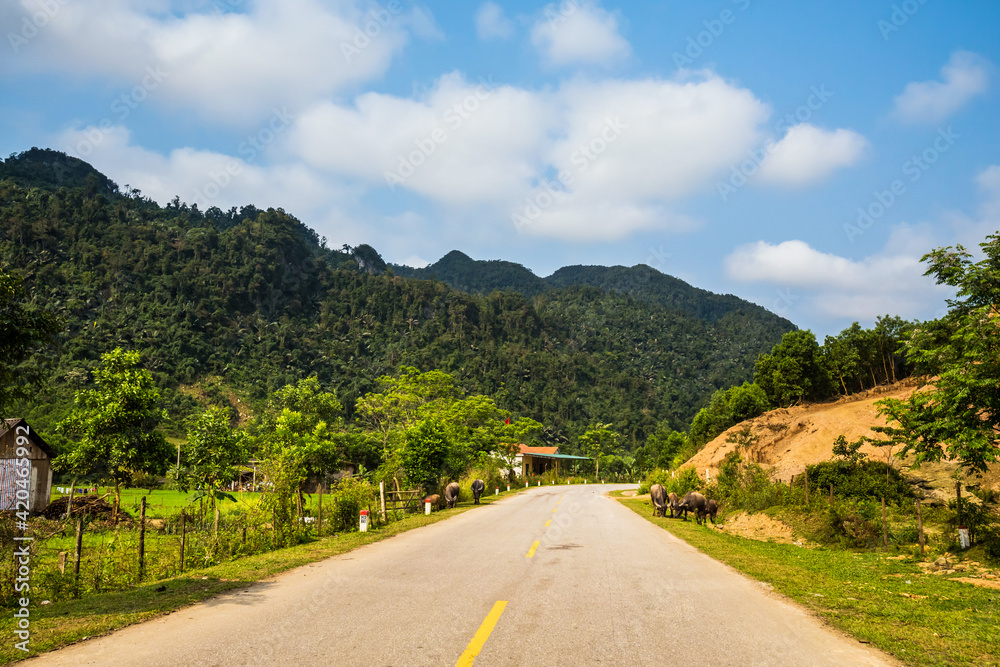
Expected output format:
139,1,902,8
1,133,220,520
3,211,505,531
0,149,792,453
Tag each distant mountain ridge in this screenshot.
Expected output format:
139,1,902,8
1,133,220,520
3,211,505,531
1,148,795,451
393,251,792,328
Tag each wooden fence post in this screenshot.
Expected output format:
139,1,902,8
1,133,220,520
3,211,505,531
916,499,925,555
65,481,76,520
317,483,324,536
179,511,186,573
73,514,84,583
138,496,147,581
804,470,809,506
379,481,386,523
882,497,888,549
829,483,833,504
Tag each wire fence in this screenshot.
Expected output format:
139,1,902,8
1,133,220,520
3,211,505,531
0,482,388,608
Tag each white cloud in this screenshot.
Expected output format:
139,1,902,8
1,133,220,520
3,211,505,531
2,0,410,124
288,72,555,205
756,124,868,186
287,71,771,240
475,2,513,40
531,1,630,67
892,51,990,124
55,124,352,221
724,236,949,320
398,254,431,268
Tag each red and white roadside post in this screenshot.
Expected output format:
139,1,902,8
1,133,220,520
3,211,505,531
424,498,432,515
359,509,369,532
495,487,499,495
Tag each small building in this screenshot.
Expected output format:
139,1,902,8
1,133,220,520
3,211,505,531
0,418,55,513
517,444,591,477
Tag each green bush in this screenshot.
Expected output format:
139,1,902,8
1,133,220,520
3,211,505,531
328,478,377,531
804,460,913,505
707,452,790,512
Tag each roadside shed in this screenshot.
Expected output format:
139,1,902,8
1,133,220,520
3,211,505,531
0,418,55,513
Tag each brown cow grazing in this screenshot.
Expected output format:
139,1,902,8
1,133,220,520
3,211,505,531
471,479,485,504
426,494,442,510
705,499,719,525
650,484,667,517
676,491,708,524
668,492,680,518
445,482,460,509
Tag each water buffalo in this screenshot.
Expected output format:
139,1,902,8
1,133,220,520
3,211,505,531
676,491,708,524
705,498,719,525
650,483,667,517
471,479,485,504
668,492,680,518
444,482,460,509
425,494,441,510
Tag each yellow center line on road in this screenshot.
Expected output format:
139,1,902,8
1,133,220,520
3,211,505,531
545,519,551,527
526,540,540,558
455,600,508,667
552,507,558,513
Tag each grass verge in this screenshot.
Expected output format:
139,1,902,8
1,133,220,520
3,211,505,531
618,497,999,667
1,489,522,664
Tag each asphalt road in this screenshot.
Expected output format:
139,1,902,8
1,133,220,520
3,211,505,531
29,484,897,666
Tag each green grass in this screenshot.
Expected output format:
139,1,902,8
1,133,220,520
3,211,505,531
1,488,524,664
619,497,1000,667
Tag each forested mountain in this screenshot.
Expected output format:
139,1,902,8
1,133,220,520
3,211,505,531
394,251,791,326
1,149,795,453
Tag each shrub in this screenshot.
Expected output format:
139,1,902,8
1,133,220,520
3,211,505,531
707,451,791,512
805,459,913,505
328,478,377,531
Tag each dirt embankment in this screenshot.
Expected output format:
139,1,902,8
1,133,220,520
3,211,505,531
682,378,999,502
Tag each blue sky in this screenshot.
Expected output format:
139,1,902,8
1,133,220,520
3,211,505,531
2,0,998,338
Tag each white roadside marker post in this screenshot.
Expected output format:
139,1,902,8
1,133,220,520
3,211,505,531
359,509,369,532
424,498,432,515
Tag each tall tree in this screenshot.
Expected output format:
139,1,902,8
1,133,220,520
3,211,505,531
874,233,1000,473
58,348,171,512
175,406,247,514
579,422,621,479
754,330,834,408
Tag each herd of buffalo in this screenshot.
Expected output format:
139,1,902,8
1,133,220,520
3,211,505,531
425,480,718,527
649,484,718,525
426,479,486,510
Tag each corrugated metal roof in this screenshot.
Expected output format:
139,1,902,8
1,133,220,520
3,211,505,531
521,452,592,461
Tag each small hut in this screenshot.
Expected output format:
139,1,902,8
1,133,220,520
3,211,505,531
0,418,55,513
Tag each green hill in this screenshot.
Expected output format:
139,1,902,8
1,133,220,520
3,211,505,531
1,149,795,452
394,251,791,327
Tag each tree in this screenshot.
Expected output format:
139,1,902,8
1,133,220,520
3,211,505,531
58,348,171,513
874,233,1000,474
824,329,862,395
645,423,687,469
578,423,621,479
255,377,345,486
0,271,61,414
175,407,247,514
355,367,541,487
402,417,450,491
754,330,834,407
